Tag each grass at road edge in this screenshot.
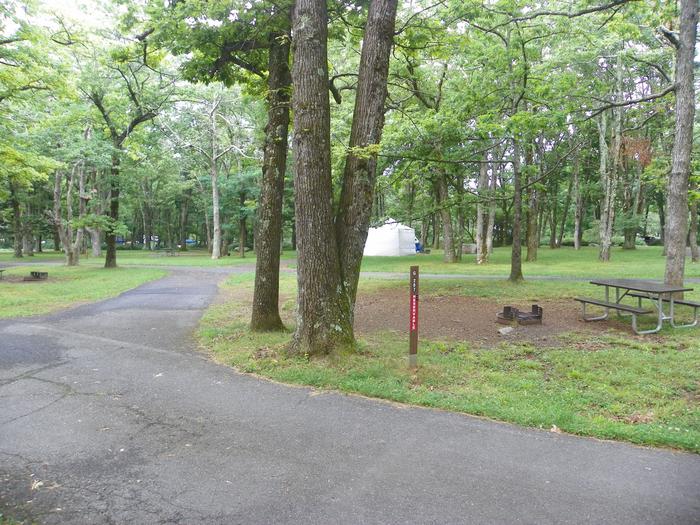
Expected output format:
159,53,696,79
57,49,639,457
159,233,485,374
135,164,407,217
199,273,700,453
0,266,167,318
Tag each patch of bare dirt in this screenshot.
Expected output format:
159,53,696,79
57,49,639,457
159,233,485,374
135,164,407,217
0,275,52,284
353,287,623,347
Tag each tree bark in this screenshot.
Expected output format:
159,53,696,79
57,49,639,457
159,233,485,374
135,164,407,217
105,155,120,268
53,166,86,266
597,111,615,261
509,139,524,282
290,0,353,355
664,0,698,287
334,0,399,309
88,228,102,257
251,31,291,331
420,218,428,250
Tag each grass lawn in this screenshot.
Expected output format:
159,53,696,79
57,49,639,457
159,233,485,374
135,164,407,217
354,245,700,279
0,248,296,268
199,267,700,453
0,265,167,318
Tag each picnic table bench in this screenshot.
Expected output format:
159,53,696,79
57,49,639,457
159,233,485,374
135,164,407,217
626,293,700,328
576,278,696,334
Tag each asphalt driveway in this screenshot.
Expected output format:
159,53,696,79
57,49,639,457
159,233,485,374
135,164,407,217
1,269,699,524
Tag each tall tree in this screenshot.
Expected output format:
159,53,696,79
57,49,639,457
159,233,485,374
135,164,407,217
83,37,173,267
335,0,400,310
291,0,398,354
146,0,294,330
251,29,292,331
663,0,697,287
291,0,354,353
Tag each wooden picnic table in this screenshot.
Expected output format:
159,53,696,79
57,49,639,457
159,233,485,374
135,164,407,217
576,278,697,335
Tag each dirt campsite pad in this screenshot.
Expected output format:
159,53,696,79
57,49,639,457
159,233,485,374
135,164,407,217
353,287,623,347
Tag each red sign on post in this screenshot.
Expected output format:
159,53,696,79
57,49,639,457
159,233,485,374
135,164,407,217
409,265,419,368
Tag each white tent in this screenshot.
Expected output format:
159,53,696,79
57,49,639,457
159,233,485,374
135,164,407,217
363,221,417,256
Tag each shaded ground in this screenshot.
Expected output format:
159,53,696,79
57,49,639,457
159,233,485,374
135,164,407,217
1,269,699,524
354,287,630,346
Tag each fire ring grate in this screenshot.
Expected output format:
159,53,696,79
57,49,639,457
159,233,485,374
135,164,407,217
496,305,543,326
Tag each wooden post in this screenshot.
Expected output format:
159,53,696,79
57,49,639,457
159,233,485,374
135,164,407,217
409,265,419,369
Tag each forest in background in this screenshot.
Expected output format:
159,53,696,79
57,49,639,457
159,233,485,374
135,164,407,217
1,0,697,353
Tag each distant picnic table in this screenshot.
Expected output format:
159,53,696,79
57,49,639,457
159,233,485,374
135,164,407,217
576,278,699,335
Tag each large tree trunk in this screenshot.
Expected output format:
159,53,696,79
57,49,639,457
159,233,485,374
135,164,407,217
88,228,102,257
597,111,615,261
251,31,291,331
105,155,120,268
509,140,524,281
334,0,399,310
290,0,353,355
22,229,34,257
664,0,698,287
53,167,86,266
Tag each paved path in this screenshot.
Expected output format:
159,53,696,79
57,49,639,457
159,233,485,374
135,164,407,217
1,269,699,524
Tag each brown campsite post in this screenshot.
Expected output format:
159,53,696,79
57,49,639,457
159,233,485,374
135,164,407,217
409,265,419,369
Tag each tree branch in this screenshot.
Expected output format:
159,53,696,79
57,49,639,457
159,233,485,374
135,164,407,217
488,0,637,30
659,26,680,49
584,83,676,119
